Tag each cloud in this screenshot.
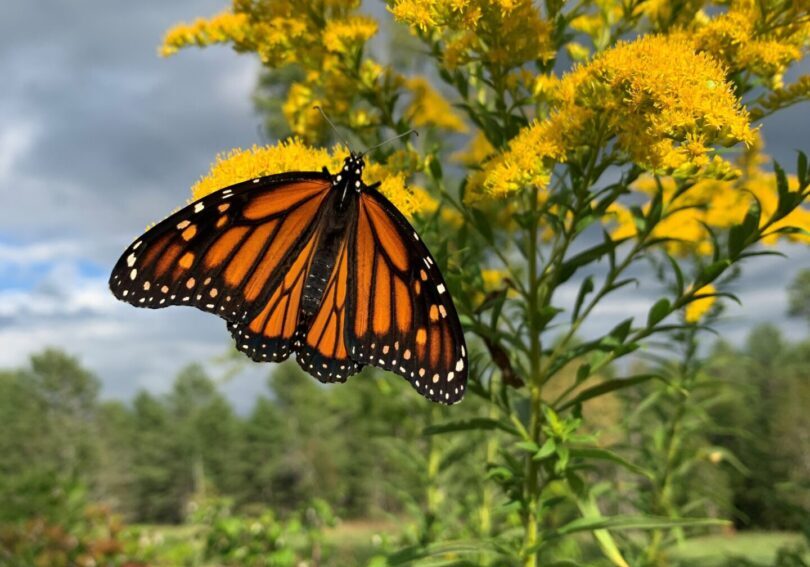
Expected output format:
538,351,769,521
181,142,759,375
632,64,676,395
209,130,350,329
0,0,808,410
0,120,38,183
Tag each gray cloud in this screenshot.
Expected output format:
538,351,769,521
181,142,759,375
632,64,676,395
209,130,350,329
0,1,808,407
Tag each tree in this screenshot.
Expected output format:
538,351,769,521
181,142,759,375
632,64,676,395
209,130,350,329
130,390,178,522
706,325,809,529
0,350,101,522
788,268,810,324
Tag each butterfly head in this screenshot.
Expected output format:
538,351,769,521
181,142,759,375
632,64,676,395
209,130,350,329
334,154,366,195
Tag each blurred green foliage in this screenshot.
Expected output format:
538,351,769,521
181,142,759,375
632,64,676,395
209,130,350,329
2,275,809,567
1,279,809,565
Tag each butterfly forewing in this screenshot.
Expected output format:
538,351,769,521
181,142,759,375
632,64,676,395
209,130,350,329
109,172,331,331
346,188,468,404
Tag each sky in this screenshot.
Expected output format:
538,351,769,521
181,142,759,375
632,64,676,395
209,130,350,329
1,1,808,411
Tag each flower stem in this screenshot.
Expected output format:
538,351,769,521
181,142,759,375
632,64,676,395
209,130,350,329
523,185,543,567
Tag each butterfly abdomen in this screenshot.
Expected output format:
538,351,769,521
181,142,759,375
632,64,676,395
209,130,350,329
298,190,357,325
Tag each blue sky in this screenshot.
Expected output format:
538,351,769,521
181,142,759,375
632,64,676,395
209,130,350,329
1,0,808,410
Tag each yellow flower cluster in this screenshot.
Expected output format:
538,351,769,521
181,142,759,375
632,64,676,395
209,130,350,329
481,35,754,201
405,77,467,133
685,284,717,323
609,138,810,255
691,4,809,88
160,12,250,58
482,119,570,201
323,16,378,54
754,75,810,119
161,0,385,144
190,139,430,219
390,0,554,71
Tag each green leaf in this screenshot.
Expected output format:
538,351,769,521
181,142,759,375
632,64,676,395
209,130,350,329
554,515,730,536
566,470,586,496
423,417,518,436
775,160,792,216
558,374,659,411
533,438,557,461
569,447,652,478
515,441,541,453
555,445,570,474
700,259,731,285
607,318,634,343
666,254,685,296
385,539,502,565
728,198,761,258
647,298,671,327
470,209,494,243
559,238,628,284
704,446,750,475
576,495,631,567
538,305,564,327
575,363,591,384
798,151,809,189
573,276,595,322
428,155,444,181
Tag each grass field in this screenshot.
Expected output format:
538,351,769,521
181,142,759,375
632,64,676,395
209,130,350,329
671,532,809,566
130,523,807,566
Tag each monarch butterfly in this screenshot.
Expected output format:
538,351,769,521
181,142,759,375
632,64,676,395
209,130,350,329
109,151,467,404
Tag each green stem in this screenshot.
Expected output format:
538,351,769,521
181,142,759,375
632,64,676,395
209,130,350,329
645,329,697,563
523,184,543,567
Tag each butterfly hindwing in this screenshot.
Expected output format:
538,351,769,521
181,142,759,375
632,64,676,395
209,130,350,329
109,172,331,332
226,219,323,363
346,187,468,404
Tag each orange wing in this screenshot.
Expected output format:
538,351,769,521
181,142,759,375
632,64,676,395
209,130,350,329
109,172,331,358
296,230,362,382
347,189,467,404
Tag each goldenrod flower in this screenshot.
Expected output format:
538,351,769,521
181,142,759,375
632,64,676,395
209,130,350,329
607,133,810,255
484,35,754,201
481,269,509,292
565,41,591,62
160,12,249,57
691,7,807,85
391,0,554,69
162,2,384,147
452,132,495,166
282,84,325,143
192,139,428,219
323,16,378,53
191,140,343,201
482,118,568,199
364,163,431,218
685,284,717,323
405,77,467,133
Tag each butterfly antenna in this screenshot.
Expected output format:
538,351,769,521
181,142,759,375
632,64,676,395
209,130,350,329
360,129,418,158
313,106,353,153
